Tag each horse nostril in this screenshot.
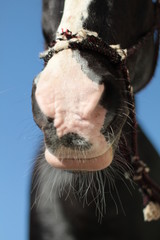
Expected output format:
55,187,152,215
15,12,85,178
60,133,91,150
47,117,54,123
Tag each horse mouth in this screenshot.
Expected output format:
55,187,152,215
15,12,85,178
44,109,128,172
45,146,113,171
39,113,128,172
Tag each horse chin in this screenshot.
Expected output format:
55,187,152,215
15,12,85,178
44,146,113,172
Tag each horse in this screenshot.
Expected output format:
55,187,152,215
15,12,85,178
30,0,160,239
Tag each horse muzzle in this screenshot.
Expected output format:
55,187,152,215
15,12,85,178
32,49,127,171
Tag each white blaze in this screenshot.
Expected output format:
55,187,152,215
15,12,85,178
57,0,93,34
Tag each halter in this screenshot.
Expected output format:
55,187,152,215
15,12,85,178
39,0,160,221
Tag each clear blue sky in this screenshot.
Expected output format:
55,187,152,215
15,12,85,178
0,1,159,240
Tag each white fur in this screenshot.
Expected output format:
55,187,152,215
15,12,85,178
57,0,93,34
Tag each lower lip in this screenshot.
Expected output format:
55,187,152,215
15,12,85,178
45,147,113,172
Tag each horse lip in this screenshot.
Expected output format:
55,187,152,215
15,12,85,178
45,147,113,171
51,146,109,159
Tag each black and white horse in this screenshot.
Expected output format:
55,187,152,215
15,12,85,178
30,0,160,239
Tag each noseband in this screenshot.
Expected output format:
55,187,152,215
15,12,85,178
39,0,160,221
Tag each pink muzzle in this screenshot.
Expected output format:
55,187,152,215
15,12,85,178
34,49,113,171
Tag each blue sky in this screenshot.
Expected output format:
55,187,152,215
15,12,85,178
0,1,159,240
